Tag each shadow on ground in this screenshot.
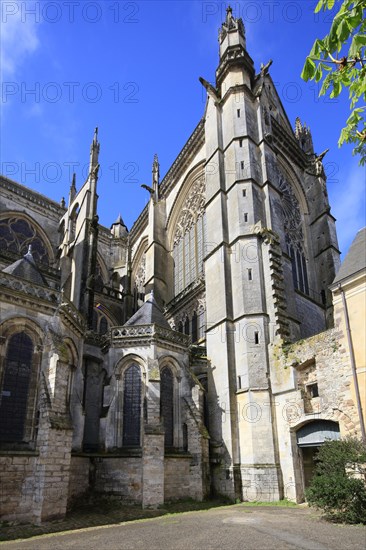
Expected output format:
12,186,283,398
0,497,238,542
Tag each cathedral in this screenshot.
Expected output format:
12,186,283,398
1,8,364,524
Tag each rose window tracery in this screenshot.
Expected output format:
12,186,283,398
0,217,50,265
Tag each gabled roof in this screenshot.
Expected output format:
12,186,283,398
332,227,366,285
2,247,49,287
124,293,170,329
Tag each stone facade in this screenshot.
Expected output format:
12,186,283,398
0,8,364,523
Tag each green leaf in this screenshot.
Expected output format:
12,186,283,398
350,33,366,58
327,0,335,8
337,19,351,42
315,64,323,83
301,57,317,81
330,80,342,98
315,0,327,13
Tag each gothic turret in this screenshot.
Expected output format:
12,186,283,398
111,214,128,238
295,117,314,154
216,6,254,90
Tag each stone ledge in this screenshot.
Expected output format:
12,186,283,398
72,449,142,458
0,450,39,456
164,452,192,459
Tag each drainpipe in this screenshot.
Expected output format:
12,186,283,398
338,283,366,443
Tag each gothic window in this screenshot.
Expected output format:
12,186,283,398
184,317,190,335
192,312,198,343
122,365,141,446
278,175,309,296
133,251,146,310
99,317,108,335
0,332,34,442
173,176,206,296
160,367,174,447
0,216,49,265
92,306,110,335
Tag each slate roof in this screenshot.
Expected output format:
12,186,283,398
124,293,171,328
2,247,49,287
333,227,366,285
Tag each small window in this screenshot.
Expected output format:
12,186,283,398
237,376,242,390
248,268,252,281
306,383,319,398
242,189,246,197
244,213,248,222
240,161,244,170
237,109,241,118
254,331,259,345
239,139,243,147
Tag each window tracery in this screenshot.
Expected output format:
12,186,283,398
133,252,146,308
278,174,309,295
173,176,206,295
0,217,49,265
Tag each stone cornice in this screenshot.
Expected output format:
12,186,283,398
0,271,60,314
0,175,66,218
111,323,190,351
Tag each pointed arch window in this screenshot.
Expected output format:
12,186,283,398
279,174,310,297
160,367,174,447
123,365,141,446
173,176,206,296
0,333,34,442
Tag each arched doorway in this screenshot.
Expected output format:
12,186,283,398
296,420,340,488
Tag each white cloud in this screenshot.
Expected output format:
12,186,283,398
0,1,40,77
330,161,366,257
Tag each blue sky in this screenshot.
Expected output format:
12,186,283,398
1,0,365,256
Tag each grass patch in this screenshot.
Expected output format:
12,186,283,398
240,499,298,507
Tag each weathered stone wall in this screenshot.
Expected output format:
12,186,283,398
94,458,142,503
0,453,38,521
271,327,361,502
67,456,90,505
164,457,191,501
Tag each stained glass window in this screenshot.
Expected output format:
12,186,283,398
173,215,206,296
160,367,174,447
122,365,141,446
0,217,49,265
0,332,34,442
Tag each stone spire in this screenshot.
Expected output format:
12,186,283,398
89,126,100,175
69,172,77,203
218,5,246,50
152,154,160,201
295,117,314,154
216,5,252,90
